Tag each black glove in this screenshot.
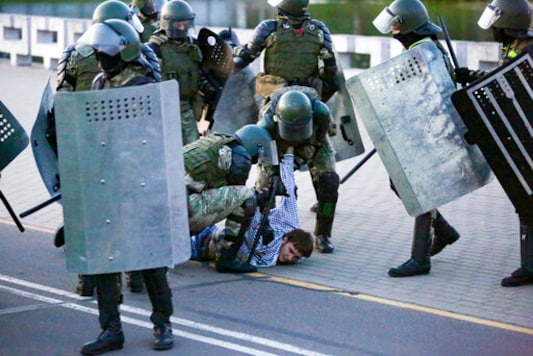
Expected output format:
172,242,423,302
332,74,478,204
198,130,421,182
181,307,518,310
454,67,483,85
202,81,219,103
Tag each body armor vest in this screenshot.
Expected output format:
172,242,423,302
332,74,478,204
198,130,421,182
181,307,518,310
184,134,235,189
58,44,100,91
154,36,202,99
264,19,323,82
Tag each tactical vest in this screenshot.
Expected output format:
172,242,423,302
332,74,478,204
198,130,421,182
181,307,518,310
64,45,100,91
264,19,323,82
151,35,202,99
183,134,235,189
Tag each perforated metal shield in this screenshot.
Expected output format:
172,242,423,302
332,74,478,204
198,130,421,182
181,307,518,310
326,48,365,161
198,27,233,81
347,41,492,217
54,80,190,274
452,51,533,225
31,78,61,198
0,101,28,171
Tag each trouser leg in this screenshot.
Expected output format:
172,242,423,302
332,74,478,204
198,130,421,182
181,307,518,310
143,268,174,350
314,172,339,253
429,210,461,256
81,273,124,355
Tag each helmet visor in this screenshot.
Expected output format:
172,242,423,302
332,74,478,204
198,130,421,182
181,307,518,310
128,10,145,33
373,7,399,34
478,5,503,30
76,23,123,57
257,140,279,166
268,0,283,7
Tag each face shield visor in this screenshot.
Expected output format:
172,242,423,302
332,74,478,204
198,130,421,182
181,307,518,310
127,9,145,33
373,7,401,34
478,4,503,30
268,0,283,6
76,23,125,57
257,140,279,166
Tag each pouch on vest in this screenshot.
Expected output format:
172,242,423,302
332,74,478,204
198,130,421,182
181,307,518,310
255,73,287,97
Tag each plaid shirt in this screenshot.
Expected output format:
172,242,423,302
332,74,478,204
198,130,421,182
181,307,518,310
237,153,300,267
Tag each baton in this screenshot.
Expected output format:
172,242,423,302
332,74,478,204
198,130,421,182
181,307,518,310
19,193,61,218
438,16,460,69
340,148,377,184
0,189,25,232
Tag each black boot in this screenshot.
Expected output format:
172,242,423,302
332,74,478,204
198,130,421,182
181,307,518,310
144,269,175,350
125,271,144,293
314,173,339,254
429,211,460,256
215,240,257,273
502,220,533,287
81,320,124,355
315,234,334,253
54,225,65,248
76,274,96,297
389,212,432,277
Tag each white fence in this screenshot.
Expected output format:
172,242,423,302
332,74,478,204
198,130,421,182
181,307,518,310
0,13,501,73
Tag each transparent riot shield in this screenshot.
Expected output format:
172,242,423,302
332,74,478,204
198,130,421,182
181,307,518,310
54,80,190,274
347,41,492,217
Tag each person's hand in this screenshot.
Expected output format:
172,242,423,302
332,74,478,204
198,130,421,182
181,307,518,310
286,146,294,154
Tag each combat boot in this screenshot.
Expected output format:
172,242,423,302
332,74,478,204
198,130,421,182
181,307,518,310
153,322,174,350
315,235,334,253
429,211,460,256
389,212,433,277
215,240,256,273
125,271,144,293
81,317,124,355
76,274,96,297
54,225,65,248
502,221,533,287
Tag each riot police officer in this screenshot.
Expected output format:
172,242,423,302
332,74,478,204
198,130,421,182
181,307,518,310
185,124,279,273
256,87,339,254
456,0,533,287
55,0,160,296
147,0,219,145
129,0,161,42
75,18,175,354
232,0,337,102
373,0,461,277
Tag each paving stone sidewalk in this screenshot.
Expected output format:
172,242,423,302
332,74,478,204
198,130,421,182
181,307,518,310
1,59,531,330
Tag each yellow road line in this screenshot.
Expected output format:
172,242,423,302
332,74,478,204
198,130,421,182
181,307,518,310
6,220,533,336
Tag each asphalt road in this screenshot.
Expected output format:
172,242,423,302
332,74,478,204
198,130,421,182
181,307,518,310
1,222,532,356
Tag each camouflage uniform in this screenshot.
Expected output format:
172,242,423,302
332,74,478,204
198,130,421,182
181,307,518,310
233,10,337,100
148,32,213,145
256,86,339,252
183,133,258,272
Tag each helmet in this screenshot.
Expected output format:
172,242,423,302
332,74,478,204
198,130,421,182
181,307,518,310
478,0,532,30
160,0,196,39
77,19,141,63
233,125,278,165
270,0,310,17
130,0,158,17
373,0,442,35
275,90,313,142
92,0,144,33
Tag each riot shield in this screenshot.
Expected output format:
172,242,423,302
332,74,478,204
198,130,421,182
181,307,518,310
325,47,365,161
0,101,29,171
31,77,61,199
451,51,533,225
54,80,190,274
210,27,259,135
347,41,492,217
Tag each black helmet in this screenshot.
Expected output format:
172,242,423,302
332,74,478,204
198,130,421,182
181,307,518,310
160,0,196,39
77,19,141,63
478,0,532,30
373,0,441,35
92,0,144,33
270,0,310,18
234,125,278,165
275,90,313,142
130,0,158,17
